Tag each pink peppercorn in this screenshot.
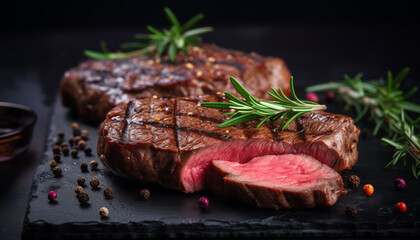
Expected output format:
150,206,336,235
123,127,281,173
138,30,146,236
48,191,57,201
325,91,335,102
394,178,406,190
305,92,319,103
198,197,209,209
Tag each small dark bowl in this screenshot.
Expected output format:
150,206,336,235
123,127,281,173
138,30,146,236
0,102,37,162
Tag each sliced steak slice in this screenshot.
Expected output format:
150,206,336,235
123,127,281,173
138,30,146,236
97,95,360,195
209,154,346,209
61,43,291,123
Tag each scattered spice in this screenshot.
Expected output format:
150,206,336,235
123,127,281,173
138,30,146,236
48,191,57,201
347,175,360,189
73,128,81,137
55,139,63,146
53,154,61,162
71,122,79,130
305,92,319,103
345,205,357,217
80,162,88,172
187,112,193,116
99,207,109,217
78,192,89,204
81,130,89,140
62,147,69,156
103,187,114,199
155,117,161,121
68,137,74,146
52,145,61,154
90,160,99,170
225,130,230,134
49,160,58,169
73,136,82,144
57,131,65,139
75,186,84,195
71,149,78,158
60,142,68,148
77,177,86,186
394,178,406,190
90,178,100,188
396,202,407,213
72,145,79,151
78,140,86,150
198,197,209,209
52,166,62,177
362,184,374,196
139,189,150,200
84,146,92,156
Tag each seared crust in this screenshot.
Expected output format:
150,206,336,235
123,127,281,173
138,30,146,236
61,43,291,123
97,95,360,192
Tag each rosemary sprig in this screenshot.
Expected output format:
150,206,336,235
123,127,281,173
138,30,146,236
201,76,326,129
305,68,420,177
84,7,213,61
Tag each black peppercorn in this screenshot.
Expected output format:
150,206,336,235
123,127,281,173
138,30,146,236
139,189,150,200
103,187,114,199
78,140,86,150
81,130,88,140
54,138,63,146
52,166,62,177
71,122,79,130
52,145,61,154
345,205,357,217
347,175,360,189
62,147,69,156
84,147,92,156
58,131,65,139
73,136,82,144
71,149,78,158
78,192,89,204
53,154,61,161
60,142,68,148
90,178,100,188
80,163,88,172
73,128,81,137
49,160,57,169
77,177,86,186
69,138,74,146
90,160,98,170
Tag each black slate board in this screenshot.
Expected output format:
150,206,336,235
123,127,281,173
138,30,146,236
23,96,420,239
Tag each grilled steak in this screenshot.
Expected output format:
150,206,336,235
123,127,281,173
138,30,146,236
61,43,291,123
97,95,360,201
209,154,346,209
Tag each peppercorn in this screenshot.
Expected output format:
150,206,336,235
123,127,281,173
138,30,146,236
362,184,374,196
81,130,88,140
90,160,98,170
73,128,81,137
90,178,100,188
71,149,78,158
77,177,86,186
60,142,68,148
71,122,79,130
72,145,79,151
80,162,88,172
99,207,109,217
52,166,62,177
325,91,335,102
78,140,86,150
78,192,89,204
69,138,74,146
49,160,58,169
52,145,61,154
57,131,65,139
84,147,92,156
139,189,150,200
198,197,209,209
75,186,84,195
305,92,319,103
48,191,57,201
54,138,63,146
62,147,69,156
345,205,357,217
53,154,61,162
396,202,407,213
103,187,114,199
73,136,82,144
347,175,360,189
394,178,406,190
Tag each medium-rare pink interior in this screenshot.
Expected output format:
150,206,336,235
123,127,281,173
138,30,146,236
181,139,340,192
212,154,337,188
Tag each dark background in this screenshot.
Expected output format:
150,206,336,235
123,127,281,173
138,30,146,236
1,1,420,239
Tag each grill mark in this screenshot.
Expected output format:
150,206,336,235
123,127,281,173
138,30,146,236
134,107,223,124
131,120,231,141
295,116,307,141
174,99,180,150
121,101,135,144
